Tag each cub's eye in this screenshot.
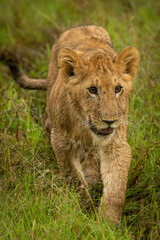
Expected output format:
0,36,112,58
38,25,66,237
115,86,123,94
88,87,98,95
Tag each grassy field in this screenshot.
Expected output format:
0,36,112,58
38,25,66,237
0,0,160,239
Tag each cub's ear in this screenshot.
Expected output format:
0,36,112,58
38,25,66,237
58,48,81,77
115,46,139,80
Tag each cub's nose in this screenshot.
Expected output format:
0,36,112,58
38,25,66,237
102,120,117,125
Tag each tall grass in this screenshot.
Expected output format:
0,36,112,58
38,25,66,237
0,0,159,239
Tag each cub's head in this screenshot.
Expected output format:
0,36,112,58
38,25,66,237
58,46,139,140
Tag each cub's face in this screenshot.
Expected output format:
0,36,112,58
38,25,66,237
76,71,131,138
58,47,139,139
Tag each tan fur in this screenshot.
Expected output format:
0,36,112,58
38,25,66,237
10,25,139,224
8,62,47,90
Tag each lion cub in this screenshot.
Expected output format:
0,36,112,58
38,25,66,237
9,25,139,224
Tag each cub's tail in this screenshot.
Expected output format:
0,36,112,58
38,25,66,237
8,63,47,90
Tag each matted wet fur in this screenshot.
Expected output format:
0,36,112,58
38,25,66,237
9,25,139,224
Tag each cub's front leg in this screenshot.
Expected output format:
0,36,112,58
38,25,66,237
99,142,132,224
51,128,89,189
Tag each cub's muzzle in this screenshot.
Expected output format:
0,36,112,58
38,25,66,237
89,120,114,136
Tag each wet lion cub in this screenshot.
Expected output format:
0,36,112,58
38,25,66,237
9,25,139,224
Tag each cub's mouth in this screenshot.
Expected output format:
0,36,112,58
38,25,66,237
89,120,114,136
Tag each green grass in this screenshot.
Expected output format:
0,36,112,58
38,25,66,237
0,0,160,239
